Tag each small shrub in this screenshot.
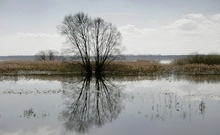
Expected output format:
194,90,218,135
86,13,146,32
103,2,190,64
175,53,220,65
188,54,205,64
204,54,220,65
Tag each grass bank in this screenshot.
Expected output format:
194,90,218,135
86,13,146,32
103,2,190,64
0,60,220,75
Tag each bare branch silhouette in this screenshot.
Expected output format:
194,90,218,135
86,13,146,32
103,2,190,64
59,12,123,76
59,76,123,133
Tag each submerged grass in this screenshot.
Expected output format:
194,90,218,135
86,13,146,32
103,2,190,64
0,60,220,75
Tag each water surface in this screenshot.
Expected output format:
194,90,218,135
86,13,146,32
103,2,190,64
0,75,220,135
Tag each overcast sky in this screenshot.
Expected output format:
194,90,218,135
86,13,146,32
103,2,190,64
0,0,220,56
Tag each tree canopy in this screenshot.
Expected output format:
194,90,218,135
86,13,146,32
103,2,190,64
59,12,123,76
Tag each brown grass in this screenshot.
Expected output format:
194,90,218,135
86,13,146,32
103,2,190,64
0,61,81,74
0,60,220,75
107,60,170,75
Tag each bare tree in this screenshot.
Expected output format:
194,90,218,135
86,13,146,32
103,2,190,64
35,51,47,61
35,50,59,61
59,12,123,76
48,49,59,61
59,12,93,75
92,18,122,76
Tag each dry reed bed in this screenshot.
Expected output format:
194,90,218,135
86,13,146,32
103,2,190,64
108,61,172,75
0,60,220,75
0,61,81,74
0,61,62,72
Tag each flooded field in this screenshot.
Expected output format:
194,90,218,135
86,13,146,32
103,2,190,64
0,74,220,135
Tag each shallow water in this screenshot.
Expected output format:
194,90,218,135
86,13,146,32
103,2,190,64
0,75,220,135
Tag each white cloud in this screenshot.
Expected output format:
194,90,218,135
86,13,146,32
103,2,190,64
210,14,220,22
184,13,207,22
170,19,198,31
119,13,220,55
0,33,64,56
119,25,143,35
0,13,220,55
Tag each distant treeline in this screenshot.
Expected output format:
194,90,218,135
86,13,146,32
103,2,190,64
0,55,188,61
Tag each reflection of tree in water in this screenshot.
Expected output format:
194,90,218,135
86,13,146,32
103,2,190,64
59,76,123,133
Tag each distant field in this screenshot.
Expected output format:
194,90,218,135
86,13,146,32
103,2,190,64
0,60,220,75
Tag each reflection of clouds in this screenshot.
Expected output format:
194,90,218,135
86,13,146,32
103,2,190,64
121,77,220,122
123,77,220,102
0,126,62,135
170,82,220,101
0,77,61,93
0,74,219,134
124,87,208,121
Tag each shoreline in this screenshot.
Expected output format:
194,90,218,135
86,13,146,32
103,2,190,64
0,60,220,76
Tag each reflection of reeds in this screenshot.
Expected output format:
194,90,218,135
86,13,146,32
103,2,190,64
1,74,220,84
0,60,219,75
173,64,220,74
174,74,220,83
22,108,49,119
139,91,207,121
24,108,35,118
